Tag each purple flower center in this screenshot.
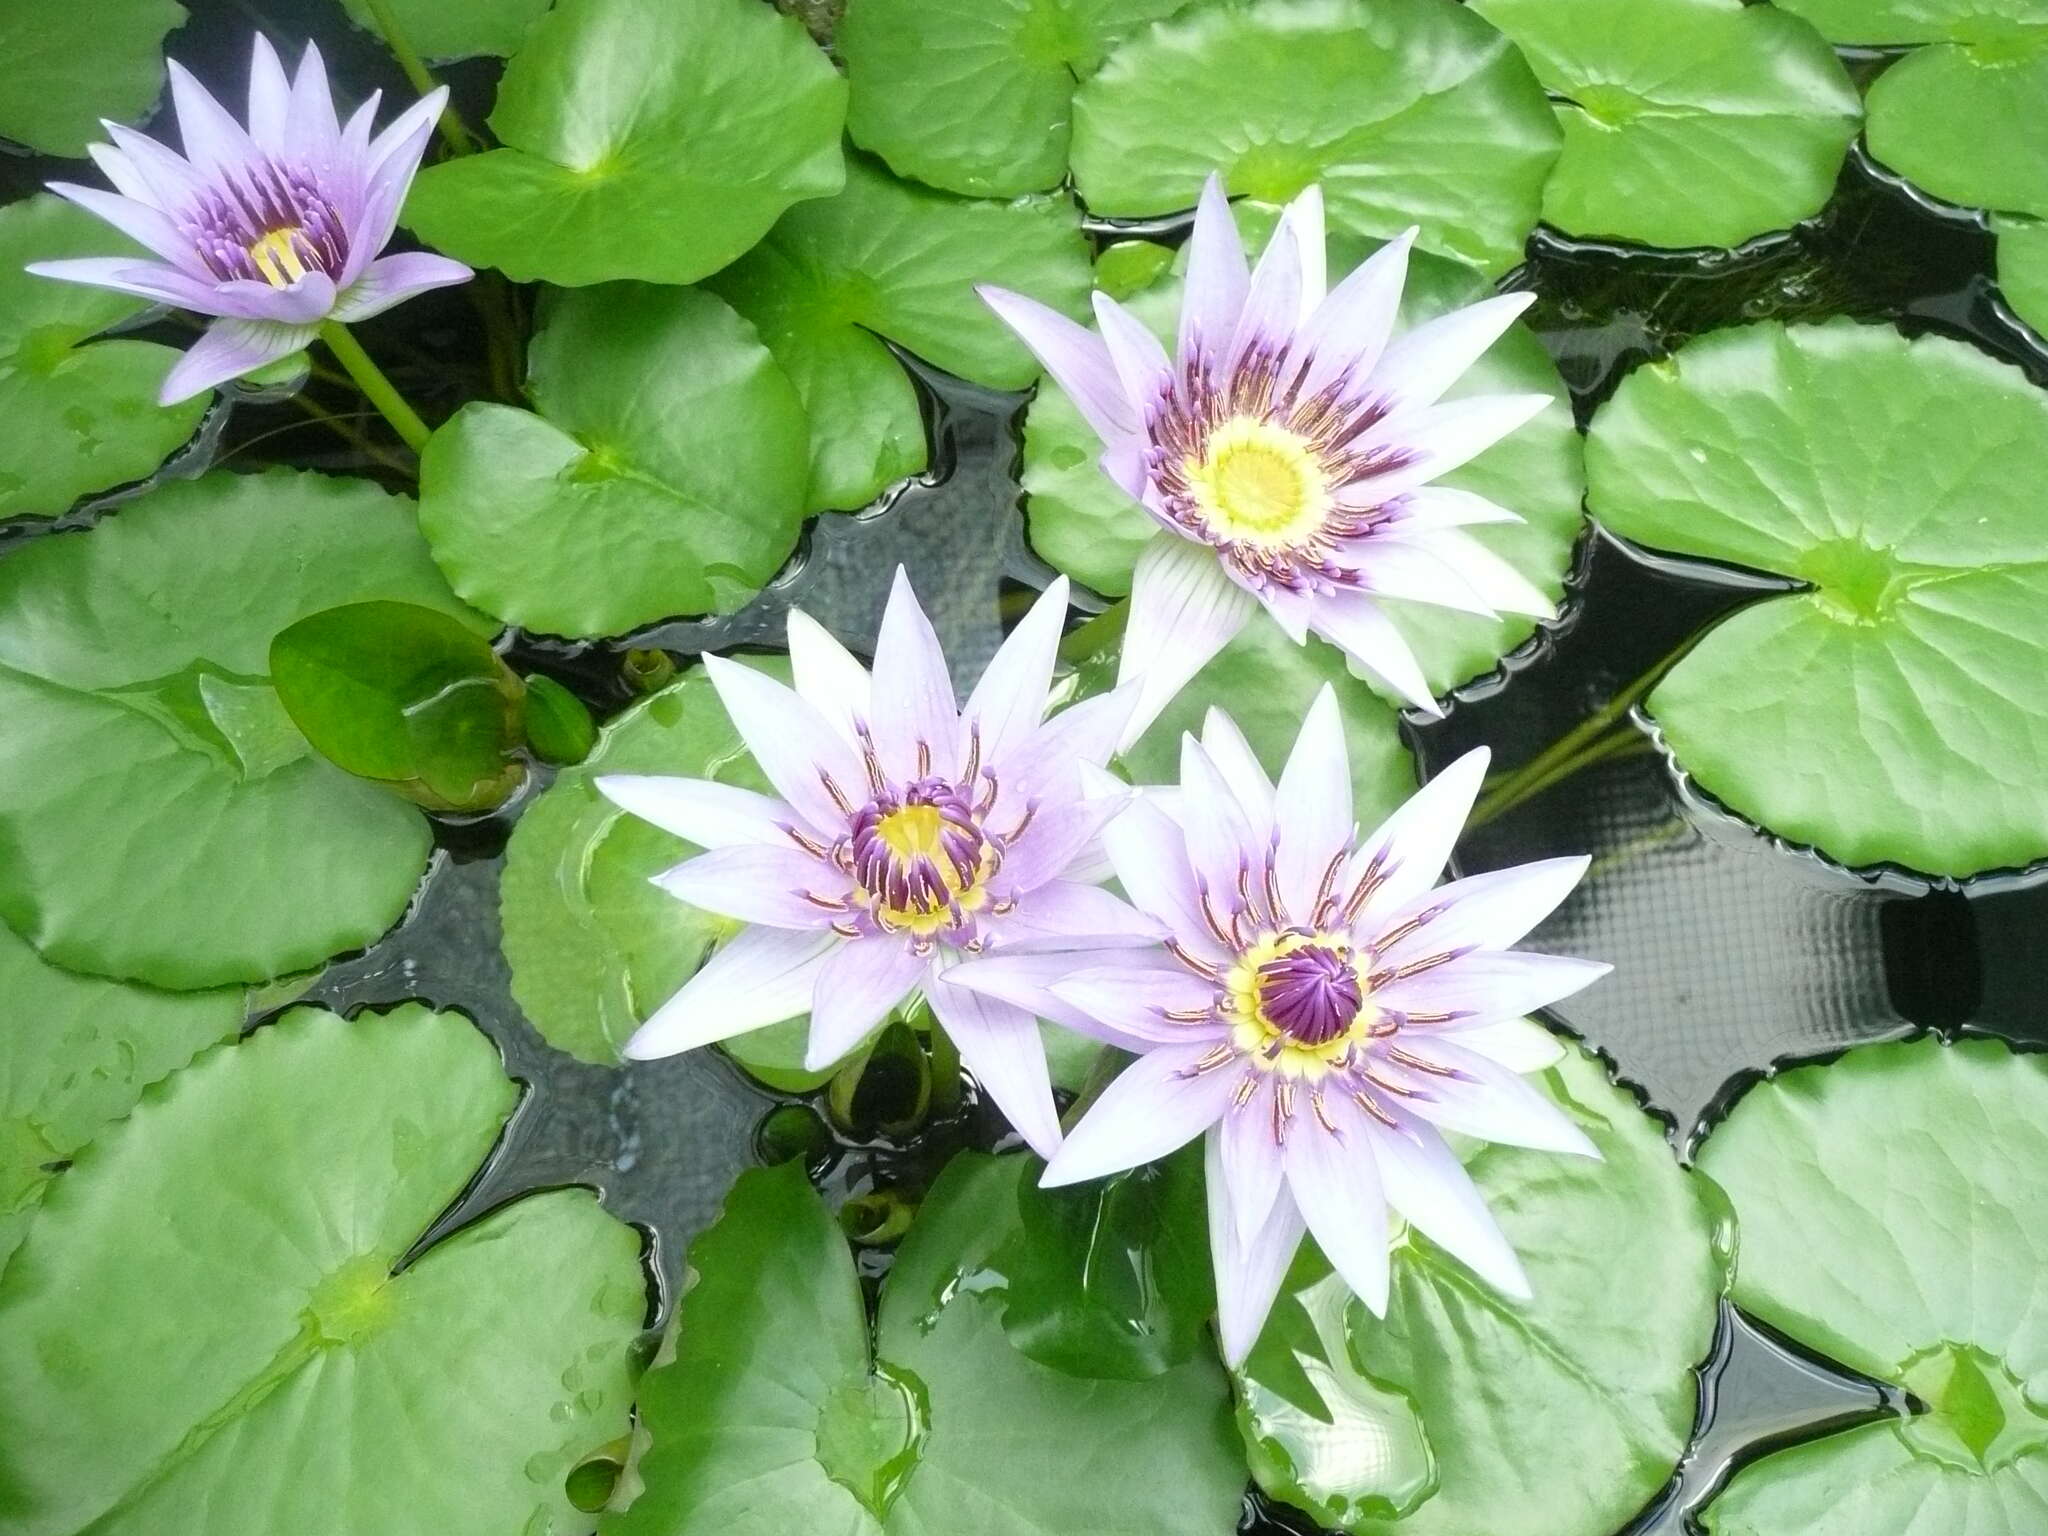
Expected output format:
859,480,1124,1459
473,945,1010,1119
1254,942,1363,1047
846,777,995,934
184,158,350,287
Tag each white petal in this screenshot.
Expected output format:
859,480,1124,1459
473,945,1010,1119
1175,733,1260,906
786,608,873,752
1116,533,1257,751
1200,708,1275,840
1179,174,1251,374
1094,291,1172,406
805,940,924,1071
1396,528,1555,619
1295,228,1416,403
649,845,849,931
1374,951,1611,1025
1344,747,1487,926
625,927,839,1059
963,577,1067,768
1283,1096,1391,1316
1281,185,1327,320
1100,795,1223,962
1041,1043,1240,1187
869,567,961,779
1271,685,1352,915
1372,1115,1530,1297
1048,965,1221,1046
1219,1077,1286,1245
979,284,1137,441
1442,1016,1568,1074
1350,394,1553,502
1209,1131,1308,1367
1372,856,1591,969
1390,1038,1600,1157
1306,593,1440,717
927,975,1064,1159
701,656,865,837
1374,292,1538,414
595,774,795,849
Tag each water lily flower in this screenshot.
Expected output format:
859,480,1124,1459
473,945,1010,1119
981,177,1555,745
951,689,1608,1363
595,572,1152,1158
26,36,471,403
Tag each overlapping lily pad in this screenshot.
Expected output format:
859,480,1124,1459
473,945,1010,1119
0,1003,647,1535
1775,0,2048,42
1866,33,2048,217
708,156,1092,512
1996,215,2048,337
1069,0,1561,274
0,468,490,989
607,1156,1242,1536
1697,1036,2048,1535
403,0,847,286
1587,320,2048,879
1238,1046,1726,1536
0,0,182,156
839,0,1189,198
1469,0,1860,250
419,284,809,637
0,922,242,1267
341,0,551,60
1031,240,1583,700
0,196,208,521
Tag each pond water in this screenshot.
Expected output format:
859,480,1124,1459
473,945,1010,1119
5,5,2045,1534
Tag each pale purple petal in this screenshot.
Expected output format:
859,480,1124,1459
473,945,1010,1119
1199,708,1275,841
1047,964,1221,1046
1372,856,1592,969
979,284,1137,443
85,144,163,209
989,794,1130,896
1386,1037,1599,1157
1346,394,1553,503
167,60,257,177
1345,746,1488,926
1218,1077,1286,1244
45,182,190,265
1373,951,1611,1024
1440,1016,1568,1073
1374,292,1538,415
285,42,341,163
1348,538,1495,616
1392,528,1555,619
926,974,1064,1158
1271,685,1352,914
1294,228,1415,403
1209,1130,1308,1367
963,577,1067,768
1176,733,1259,904
330,252,472,323
1283,1094,1391,1315
1042,1041,1240,1187
1280,185,1327,320
1305,592,1439,717
1384,486,1521,534
805,939,925,1071
348,88,446,276
650,845,850,931
701,655,866,838
869,567,961,779
213,272,336,324
625,927,840,1059
1100,795,1220,961
944,948,1180,1051
1117,532,1257,751
1370,1112,1530,1297
785,608,872,753
366,86,447,178
1179,173,1249,372
989,879,1166,952
595,774,796,849
999,686,1137,812
100,124,206,212
1226,205,1303,373
246,35,293,144
1093,291,1172,406
159,318,316,404
24,257,222,312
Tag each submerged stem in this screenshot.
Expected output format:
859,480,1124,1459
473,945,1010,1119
318,322,431,454
357,0,481,154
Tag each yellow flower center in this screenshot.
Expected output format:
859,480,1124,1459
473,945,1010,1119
1183,416,1330,548
1225,930,1379,1080
867,803,992,937
248,227,311,288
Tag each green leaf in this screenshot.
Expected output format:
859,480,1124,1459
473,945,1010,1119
270,601,525,812
723,1016,840,1094
524,675,600,766
1239,1047,1727,1536
0,0,183,156
1585,319,2048,878
403,0,846,286
419,284,810,637
1997,215,2048,337
1468,0,1861,249
708,155,1092,512
341,0,552,60
1034,242,1582,703
1772,0,2048,46
0,922,242,1268
1865,34,2048,218
0,1003,648,1535
1695,1036,2048,1536
839,0,1191,198
0,468,489,990
0,196,207,520
607,1155,1242,1536
1069,0,1562,275
500,665,772,1065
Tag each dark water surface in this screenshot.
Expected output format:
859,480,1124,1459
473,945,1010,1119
5,6,2047,1533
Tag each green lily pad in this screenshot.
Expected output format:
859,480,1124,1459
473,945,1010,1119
839,0,1190,199
1030,242,1583,700
403,0,846,286
1239,1046,1727,1536
607,1155,1242,1536
1069,0,1561,275
419,284,810,637
1996,215,2048,337
1468,0,1860,250
524,675,599,766
0,922,242,1267
1772,0,2048,45
1696,1036,2048,1535
501,665,772,1066
0,1003,647,1535
1864,33,2048,217
0,0,182,156
0,468,489,989
341,0,552,60
0,196,207,520
1586,319,2048,878
708,155,1092,512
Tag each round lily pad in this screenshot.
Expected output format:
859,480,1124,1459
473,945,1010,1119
1773,0,2048,45
1696,1035,2048,1535
403,0,847,286
419,284,810,637
1864,32,2048,217
1468,0,1861,250
0,468,490,989
839,0,1189,199
1586,320,2048,879
708,155,1092,513
0,0,182,156
1069,0,1561,275
0,196,207,520
1237,1046,1726,1536
0,921,242,1268
1996,215,2048,337
607,1156,1243,1536
0,1003,647,1535
1028,242,1583,700
341,0,551,60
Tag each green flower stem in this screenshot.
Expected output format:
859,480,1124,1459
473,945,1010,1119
356,0,481,155
1466,728,1657,829
1056,595,1129,665
317,322,432,454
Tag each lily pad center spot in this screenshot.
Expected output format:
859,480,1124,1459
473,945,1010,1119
304,1253,396,1348
1800,537,1912,625
1233,142,1325,206
815,1359,931,1518
1569,83,1647,128
1901,1342,2048,1474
